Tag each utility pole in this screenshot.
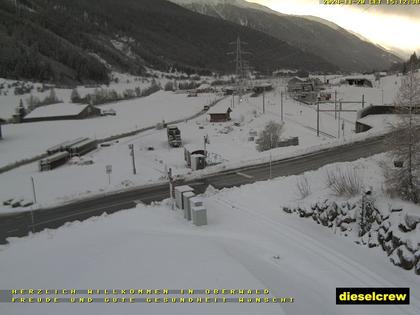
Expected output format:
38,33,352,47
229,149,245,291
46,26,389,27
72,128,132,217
30,176,36,233
280,91,284,122
30,176,37,204
316,101,320,137
381,88,384,105
128,144,137,175
269,134,273,179
337,101,342,139
362,94,365,109
168,168,174,210
262,89,265,114
334,90,337,120
204,134,209,157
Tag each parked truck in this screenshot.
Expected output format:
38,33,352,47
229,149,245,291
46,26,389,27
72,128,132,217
167,125,182,147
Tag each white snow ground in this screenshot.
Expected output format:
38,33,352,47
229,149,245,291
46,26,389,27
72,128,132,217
0,156,418,315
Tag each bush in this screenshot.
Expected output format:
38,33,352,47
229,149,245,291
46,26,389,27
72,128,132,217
296,175,311,199
164,81,175,91
326,167,362,197
256,121,284,152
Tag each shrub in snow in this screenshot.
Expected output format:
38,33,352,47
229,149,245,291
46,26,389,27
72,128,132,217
256,121,284,152
325,167,362,197
296,175,311,199
164,81,175,91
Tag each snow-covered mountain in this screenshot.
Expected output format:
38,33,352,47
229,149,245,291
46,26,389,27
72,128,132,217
0,0,338,84
170,0,401,72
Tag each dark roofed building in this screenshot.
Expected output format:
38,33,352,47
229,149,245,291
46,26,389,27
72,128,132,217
208,107,232,122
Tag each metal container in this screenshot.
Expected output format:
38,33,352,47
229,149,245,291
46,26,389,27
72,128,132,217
183,191,195,220
192,207,207,226
174,185,194,209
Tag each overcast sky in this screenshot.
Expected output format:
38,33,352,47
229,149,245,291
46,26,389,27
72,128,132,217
247,0,420,56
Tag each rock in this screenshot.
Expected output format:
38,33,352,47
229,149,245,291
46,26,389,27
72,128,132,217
390,245,416,270
375,213,383,225
382,240,394,255
282,207,293,214
392,234,403,249
341,215,356,224
377,228,387,246
327,203,339,221
340,223,349,232
399,221,412,233
389,250,401,266
319,212,329,226
405,213,420,230
406,239,419,253
381,220,391,232
298,207,313,218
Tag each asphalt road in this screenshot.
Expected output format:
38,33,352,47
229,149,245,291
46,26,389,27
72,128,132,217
0,134,387,244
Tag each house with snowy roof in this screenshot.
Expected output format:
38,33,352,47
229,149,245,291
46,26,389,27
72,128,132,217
23,103,101,123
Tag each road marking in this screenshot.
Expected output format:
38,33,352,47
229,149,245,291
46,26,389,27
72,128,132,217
7,229,19,233
236,172,254,179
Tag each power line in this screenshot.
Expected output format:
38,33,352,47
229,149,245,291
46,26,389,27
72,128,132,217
227,37,252,102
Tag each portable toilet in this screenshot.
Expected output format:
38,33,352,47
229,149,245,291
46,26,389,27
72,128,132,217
174,185,194,210
183,191,195,220
191,154,206,171
184,144,205,168
192,207,207,226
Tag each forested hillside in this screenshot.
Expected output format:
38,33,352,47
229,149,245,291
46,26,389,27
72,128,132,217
0,0,337,84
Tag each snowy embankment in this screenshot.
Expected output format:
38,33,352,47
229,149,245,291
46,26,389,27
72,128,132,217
0,155,418,315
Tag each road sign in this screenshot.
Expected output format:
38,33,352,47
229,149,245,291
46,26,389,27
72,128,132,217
106,165,112,174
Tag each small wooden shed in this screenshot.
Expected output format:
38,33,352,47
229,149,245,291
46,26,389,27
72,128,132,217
208,107,232,123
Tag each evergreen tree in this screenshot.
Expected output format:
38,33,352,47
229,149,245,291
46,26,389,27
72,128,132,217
70,88,81,103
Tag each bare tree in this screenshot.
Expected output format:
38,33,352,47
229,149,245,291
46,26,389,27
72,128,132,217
256,121,284,152
385,62,420,203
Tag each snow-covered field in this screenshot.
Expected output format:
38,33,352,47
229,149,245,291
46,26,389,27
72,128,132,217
0,74,403,210
0,91,216,168
0,155,418,315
